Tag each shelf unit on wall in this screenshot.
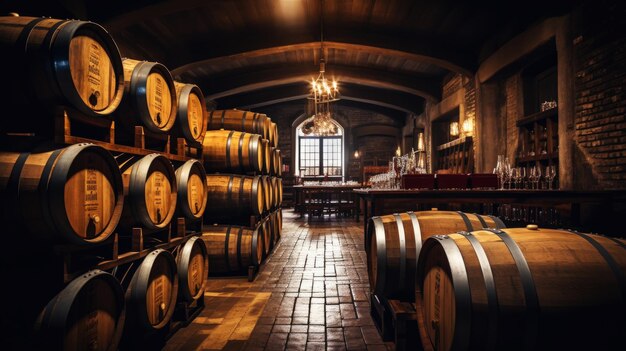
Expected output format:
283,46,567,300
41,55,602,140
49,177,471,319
515,47,559,187
516,108,559,166
436,136,473,174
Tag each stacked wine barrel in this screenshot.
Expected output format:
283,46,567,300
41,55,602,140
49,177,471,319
0,15,209,351
202,109,283,276
366,210,626,351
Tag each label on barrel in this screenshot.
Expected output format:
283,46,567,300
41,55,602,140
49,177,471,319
69,36,112,110
188,93,202,139
188,174,203,214
84,168,99,211
152,76,164,126
87,43,102,92
147,171,168,224
190,253,201,295
153,275,165,323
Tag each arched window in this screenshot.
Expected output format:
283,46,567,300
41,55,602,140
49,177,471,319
295,117,344,178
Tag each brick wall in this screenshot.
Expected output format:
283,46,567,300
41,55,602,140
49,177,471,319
573,0,626,188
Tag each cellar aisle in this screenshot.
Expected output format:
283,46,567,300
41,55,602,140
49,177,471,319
165,210,392,351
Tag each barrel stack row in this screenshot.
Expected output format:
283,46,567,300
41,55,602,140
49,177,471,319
0,16,209,156
366,210,626,350
0,15,211,351
201,109,283,277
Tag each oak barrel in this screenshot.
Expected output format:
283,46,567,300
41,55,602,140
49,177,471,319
275,209,283,243
270,209,282,247
260,175,272,213
173,81,208,147
367,211,505,300
117,58,177,133
0,143,124,245
269,121,279,147
204,174,264,222
201,130,263,173
35,270,125,351
0,16,124,127
118,154,177,231
207,109,270,139
261,139,271,175
176,236,208,303
258,216,272,256
271,177,283,209
201,225,263,273
270,148,282,176
175,159,208,221
125,249,178,332
415,228,626,351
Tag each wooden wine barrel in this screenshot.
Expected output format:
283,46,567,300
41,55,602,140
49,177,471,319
204,174,264,222
201,225,263,273
118,154,177,231
415,228,626,351
173,81,207,147
0,16,124,127
117,58,177,133
275,209,283,244
0,143,123,245
175,159,208,221
258,216,272,256
269,121,279,147
261,139,271,174
35,270,125,351
207,109,270,139
125,249,178,332
176,236,208,303
202,130,263,173
271,177,283,209
270,148,282,176
270,209,282,247
260,175,272,213
367,211,505,300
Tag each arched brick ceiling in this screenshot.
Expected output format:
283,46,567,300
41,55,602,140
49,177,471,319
2,0,576,117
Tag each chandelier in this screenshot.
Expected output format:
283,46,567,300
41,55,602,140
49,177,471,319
306,0,339,136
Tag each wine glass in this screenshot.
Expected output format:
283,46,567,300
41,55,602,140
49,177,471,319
546,165,557,190
494,155,504,190
528,166,536,190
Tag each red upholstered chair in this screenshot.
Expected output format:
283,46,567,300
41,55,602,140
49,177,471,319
401,174,436,189
435,173,469,189
468,173,498,189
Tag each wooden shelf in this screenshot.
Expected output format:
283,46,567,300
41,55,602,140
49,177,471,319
436,136,473,173
516,152,559,163
517,108,557,127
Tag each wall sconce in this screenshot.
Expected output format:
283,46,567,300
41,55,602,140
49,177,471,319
449,121,460,137
354,150,360,158
462,118,474,136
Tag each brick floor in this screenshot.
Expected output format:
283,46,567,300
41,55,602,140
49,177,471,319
164,210,392,350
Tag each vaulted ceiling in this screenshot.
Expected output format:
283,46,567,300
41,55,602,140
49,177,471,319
3,0,576,119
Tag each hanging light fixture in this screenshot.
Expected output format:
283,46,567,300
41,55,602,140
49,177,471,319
307,0,339,136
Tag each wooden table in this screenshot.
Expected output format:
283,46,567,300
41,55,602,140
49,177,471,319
354,188,624,236
293,184,363,221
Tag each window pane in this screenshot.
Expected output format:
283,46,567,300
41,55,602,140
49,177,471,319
322,137,342,176
300,138,320,176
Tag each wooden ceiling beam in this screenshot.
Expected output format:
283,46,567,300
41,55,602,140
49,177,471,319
198,64,441,102
171,42,471,78
214,83,423,115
